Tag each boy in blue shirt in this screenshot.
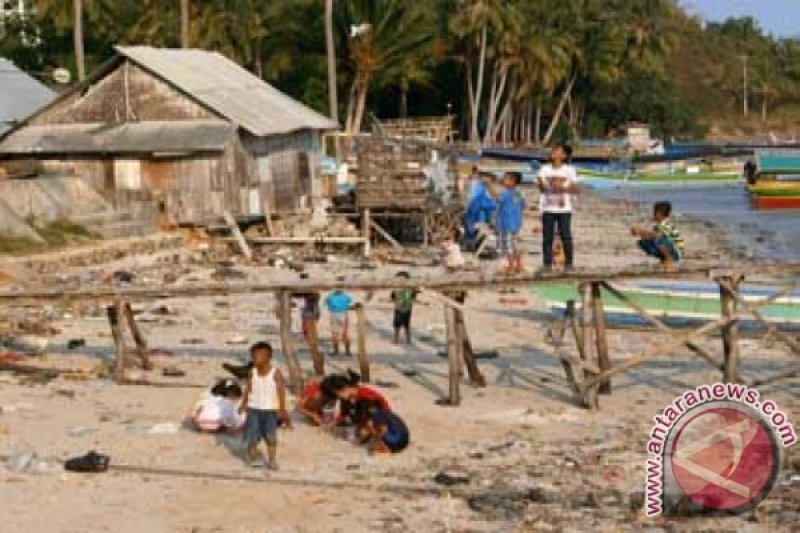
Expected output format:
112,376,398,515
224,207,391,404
324,288,354,357
497,172,525,273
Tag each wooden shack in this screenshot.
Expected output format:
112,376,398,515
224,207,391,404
0,46,337,223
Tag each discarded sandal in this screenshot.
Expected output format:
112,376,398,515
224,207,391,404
64,450,110,473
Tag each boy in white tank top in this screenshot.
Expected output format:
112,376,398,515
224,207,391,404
240,341,289,470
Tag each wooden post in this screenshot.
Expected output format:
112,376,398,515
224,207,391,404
355,304,370,382
362,208,372,258
276,290,304,393
223,210,252,260
579,282,599,409
558,301,580,393
591,282,611,394
455,308,486,387
262,196,275,237
719,276,741,384
122,300,152,370
444,304,461,405
107,299,126,383
423,213,430,247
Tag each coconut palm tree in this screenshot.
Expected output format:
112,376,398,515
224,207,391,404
73,0,84,80
180,0,189,48
325,0,338,122
337,0,431,135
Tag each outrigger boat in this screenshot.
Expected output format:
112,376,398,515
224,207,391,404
747,151,800,209
533,280,800,331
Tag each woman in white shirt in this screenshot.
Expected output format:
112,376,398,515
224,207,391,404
536,143,579,270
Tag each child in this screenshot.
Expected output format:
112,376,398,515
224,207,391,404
293,272,323,374
325,287,354,357
240,341,290,470
189,378,245,433
443,227,465,270
326,370,390,426
497,171,526,273
537,143,578,271
355,400,409,454
390,272,417,344
295,375,338,426
631,201,684,270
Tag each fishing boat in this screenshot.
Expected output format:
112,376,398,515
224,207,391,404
533,281,800,331
747,151,800,209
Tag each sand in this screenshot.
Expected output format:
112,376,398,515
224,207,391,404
0,190,798,532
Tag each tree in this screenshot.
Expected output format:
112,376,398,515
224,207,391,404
325,0,338,122
73,0,85,80
180,0,189,48
337,0,432,134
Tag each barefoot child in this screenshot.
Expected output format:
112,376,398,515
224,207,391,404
537,143,578,270
390,272,417,344
497,171,525,273
631,201,684,270
324,288,354,357
240,342,290,469
355,400,409,454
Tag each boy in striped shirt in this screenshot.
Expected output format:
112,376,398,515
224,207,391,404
631,201,684,271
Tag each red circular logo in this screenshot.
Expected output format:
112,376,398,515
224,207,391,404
668,404,779,512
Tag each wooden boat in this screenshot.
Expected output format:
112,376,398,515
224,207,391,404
747,151,800,208
533,281,800,330
751,195,800,209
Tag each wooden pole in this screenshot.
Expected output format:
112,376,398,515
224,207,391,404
444,304,461,405
591,282,611,394
370,220,404,250
355,304,370,382
122,300,152,370
454,307,486,387
600,281,725,373
556,301,580,394
362,208,371,258
276,291,304,394
107,299,126,383
718,276,741,384
223,210,252,260
579,282,598,409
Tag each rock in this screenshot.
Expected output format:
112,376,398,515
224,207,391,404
67,338,86,350
433,466,470,486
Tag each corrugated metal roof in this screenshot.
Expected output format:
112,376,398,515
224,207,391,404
0,119,236,155
0,58,55,135
116,46,338,137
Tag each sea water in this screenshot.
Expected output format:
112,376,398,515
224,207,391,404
591,183,800,261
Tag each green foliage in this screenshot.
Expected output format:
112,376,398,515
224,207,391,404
2,0,799,139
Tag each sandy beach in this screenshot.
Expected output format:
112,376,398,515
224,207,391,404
0,190,798,532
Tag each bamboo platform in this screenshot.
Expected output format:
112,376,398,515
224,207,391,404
1,261,797,409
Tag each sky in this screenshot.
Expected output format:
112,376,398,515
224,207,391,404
681,0,800,38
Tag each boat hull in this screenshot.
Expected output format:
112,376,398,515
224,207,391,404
751,195,800,209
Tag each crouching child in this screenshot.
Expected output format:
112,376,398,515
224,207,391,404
240,341,291,470
630,201,684,270
355,400,409,454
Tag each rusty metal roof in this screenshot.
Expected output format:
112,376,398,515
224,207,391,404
115,46,338,137
0,58,55,135
0,119,236,155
